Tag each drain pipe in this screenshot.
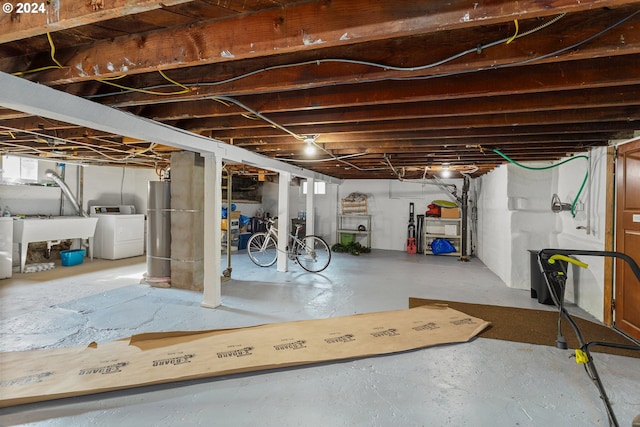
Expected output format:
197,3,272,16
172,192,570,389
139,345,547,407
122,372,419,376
223,168,232,279
58,164,65,216
45,169,87,217
459,175,470,262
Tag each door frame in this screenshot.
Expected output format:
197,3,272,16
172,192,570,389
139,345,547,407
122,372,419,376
603,146,615,326
604,137,640,333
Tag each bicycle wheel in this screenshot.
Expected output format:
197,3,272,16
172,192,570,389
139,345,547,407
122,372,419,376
247,232,277,267
296,235,331,273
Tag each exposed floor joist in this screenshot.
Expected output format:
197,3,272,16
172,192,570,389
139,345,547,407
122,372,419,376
1,0,639,179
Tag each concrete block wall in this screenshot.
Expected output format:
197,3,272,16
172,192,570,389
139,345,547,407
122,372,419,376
169,151,205,291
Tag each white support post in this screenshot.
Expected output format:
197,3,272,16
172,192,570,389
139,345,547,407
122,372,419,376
277,171,291,272
306,178,315,237
201,154,222,308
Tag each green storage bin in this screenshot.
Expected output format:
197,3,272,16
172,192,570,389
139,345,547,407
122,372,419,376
340,233,355,245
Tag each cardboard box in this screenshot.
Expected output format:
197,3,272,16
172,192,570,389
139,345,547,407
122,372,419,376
440,207,460,218
221,218,239,231
426,224,445,235
444,224,458,236
222,211,241,230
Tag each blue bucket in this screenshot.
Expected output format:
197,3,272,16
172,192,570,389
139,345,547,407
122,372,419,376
60,249,86,266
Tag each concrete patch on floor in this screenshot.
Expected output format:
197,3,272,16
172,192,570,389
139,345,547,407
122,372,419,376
0,309,86,351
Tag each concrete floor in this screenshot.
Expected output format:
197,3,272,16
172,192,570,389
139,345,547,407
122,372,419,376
0,250,638,427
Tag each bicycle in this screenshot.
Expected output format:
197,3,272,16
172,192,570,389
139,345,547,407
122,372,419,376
247,217,331,273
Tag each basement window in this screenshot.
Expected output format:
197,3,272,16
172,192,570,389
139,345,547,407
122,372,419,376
302,181,326,195
1,155,38,183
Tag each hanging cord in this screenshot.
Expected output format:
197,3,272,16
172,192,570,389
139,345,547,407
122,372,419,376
493,149,588,218
12,33,64,76
11,32,193,96
505,19,519,44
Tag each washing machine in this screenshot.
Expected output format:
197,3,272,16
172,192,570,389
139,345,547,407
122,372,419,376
91,205,145,260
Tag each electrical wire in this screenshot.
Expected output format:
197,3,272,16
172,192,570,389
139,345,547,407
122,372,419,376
276,153,368,163
86,13,569,100
210,96,303,141
0,141,155,167
11,33,63,76
94,69,192,96
505,19,519,44
396,9,640,82
538,250,640,427
11,33,192,96
15,10,630,178
0,126,165,166
65,9,631,177
208,95,389,172
493,148,588,218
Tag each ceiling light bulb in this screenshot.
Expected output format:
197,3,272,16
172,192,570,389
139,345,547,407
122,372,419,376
304,143,315,155
441,165,451,178
303,136,317,155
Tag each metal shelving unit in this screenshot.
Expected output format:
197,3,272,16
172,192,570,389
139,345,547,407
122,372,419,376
337,214,371,247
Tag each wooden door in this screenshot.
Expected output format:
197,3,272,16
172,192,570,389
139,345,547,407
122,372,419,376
615,140,640,341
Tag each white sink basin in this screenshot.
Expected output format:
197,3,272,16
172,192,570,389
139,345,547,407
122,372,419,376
12,217,98,273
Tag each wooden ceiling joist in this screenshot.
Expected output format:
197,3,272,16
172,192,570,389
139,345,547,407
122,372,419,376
1,0,639,178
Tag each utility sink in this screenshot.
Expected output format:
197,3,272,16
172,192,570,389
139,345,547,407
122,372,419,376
12,217,98,273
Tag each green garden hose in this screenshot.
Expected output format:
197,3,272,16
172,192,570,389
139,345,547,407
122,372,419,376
493,149,589,218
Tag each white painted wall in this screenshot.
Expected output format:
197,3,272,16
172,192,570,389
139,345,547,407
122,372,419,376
337,179,463,250
475,148,607,320
262,178,463,249
474,164,513,286
83,165,159,214
556,148,608,318
1,159,159,267
261,179,338,241
1,159,159,216
3,151,611,320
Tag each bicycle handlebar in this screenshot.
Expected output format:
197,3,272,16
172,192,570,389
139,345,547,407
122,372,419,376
257,217,277,224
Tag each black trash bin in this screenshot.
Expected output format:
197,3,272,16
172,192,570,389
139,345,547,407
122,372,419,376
528,250,566,305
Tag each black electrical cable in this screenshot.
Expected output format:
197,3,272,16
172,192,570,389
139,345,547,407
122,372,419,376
85,9,638,100
538,249,640,427
396,8,640,82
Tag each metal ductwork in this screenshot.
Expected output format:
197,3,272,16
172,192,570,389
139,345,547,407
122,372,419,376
45,169,87,217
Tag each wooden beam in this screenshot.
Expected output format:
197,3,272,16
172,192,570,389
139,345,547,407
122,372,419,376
111,7,640,93
185,106,640,136
0,0,200,44
83,55,640,110
251,137,610,152
9,0,639,84
143,85,640,124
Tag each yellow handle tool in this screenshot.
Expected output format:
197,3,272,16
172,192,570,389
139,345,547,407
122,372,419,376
548,254,589,269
